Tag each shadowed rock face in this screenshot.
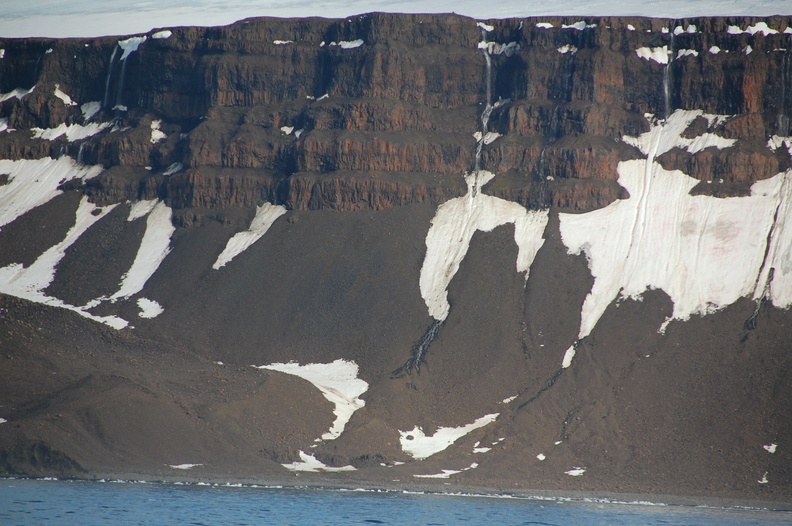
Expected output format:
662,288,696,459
1,14,792,502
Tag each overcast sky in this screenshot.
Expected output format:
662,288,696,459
1,0,791,38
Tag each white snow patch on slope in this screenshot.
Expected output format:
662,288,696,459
0,86,35,103
536,22,554,29
0,418,7,423
281,451,356,472
273,39,293,45
420,170,548,321
559,110,792,367
478,41,520,56
0,156,102,230
0,50,4,59
472,131,502,144
162,162,183,176
81,101,101,121
562,21,596,30
414,463,478,478
256,359,368,441
565,467,586,476
137,297,164,318
169,463,202,469
31,122,111,142
0,118,7,133
764,443,777,454
768,136,792,156
759,472,769,484
150,120,166,144
476,22,494,32
152,30,172,39
109,200,174,301
676,49,698,58
0,197,127,329
328,39,364,49
54,84,76,106
636,46,668,64
747,22,779,36
399,413,499,460
213,203,286,269
118,36,147,60
558,45,578,54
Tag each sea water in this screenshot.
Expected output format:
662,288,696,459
1,478,790,525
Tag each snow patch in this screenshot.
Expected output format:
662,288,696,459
764,443,777,454
328,39,363,49
399,413,499,460
32,122,111,142
561,345,576,368
0,156,102,230
1,85,35,103
0,50,4,59
558,45,578,54
282,451,356,472
162,162,183,176
476,22,494,32
273,40,293,45
0,118,8,133
137,297,164,318
150,120,166,144
478,41,520,56
536,23,553,29
54,84,77,106
565,467,586,476
0,197,126,329
472,131,501,144
636,46,668,64
414,463,478,479
759,472,769,484
768,136,792,157
109,200,174,301
280,125,294,135
420,170,548,321
502,395,517,404
0,418,7,423
709,46,721,55
152,30,172,39
562,21,596,31
256,359,368,442
744,45,753,55
559,110,792,367
169,464,202,469
537,453,546,460
118,36,147,60
627,24,635,31
676,49,699,58
213,203,286,269
81,101,101,121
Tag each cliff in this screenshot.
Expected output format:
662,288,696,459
0,13,791,503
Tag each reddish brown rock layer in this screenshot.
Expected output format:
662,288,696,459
1,14,791,217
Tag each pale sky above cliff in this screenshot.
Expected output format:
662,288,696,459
1,0,790,38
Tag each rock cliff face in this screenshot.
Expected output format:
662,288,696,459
2,14,791,218
1,14,792,503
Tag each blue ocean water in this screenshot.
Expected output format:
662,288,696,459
1,478,789,525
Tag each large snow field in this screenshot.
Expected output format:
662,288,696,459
559,110,792,366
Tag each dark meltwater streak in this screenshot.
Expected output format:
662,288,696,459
1,479,790,526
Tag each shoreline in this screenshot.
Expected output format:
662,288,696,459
4,472,791,513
